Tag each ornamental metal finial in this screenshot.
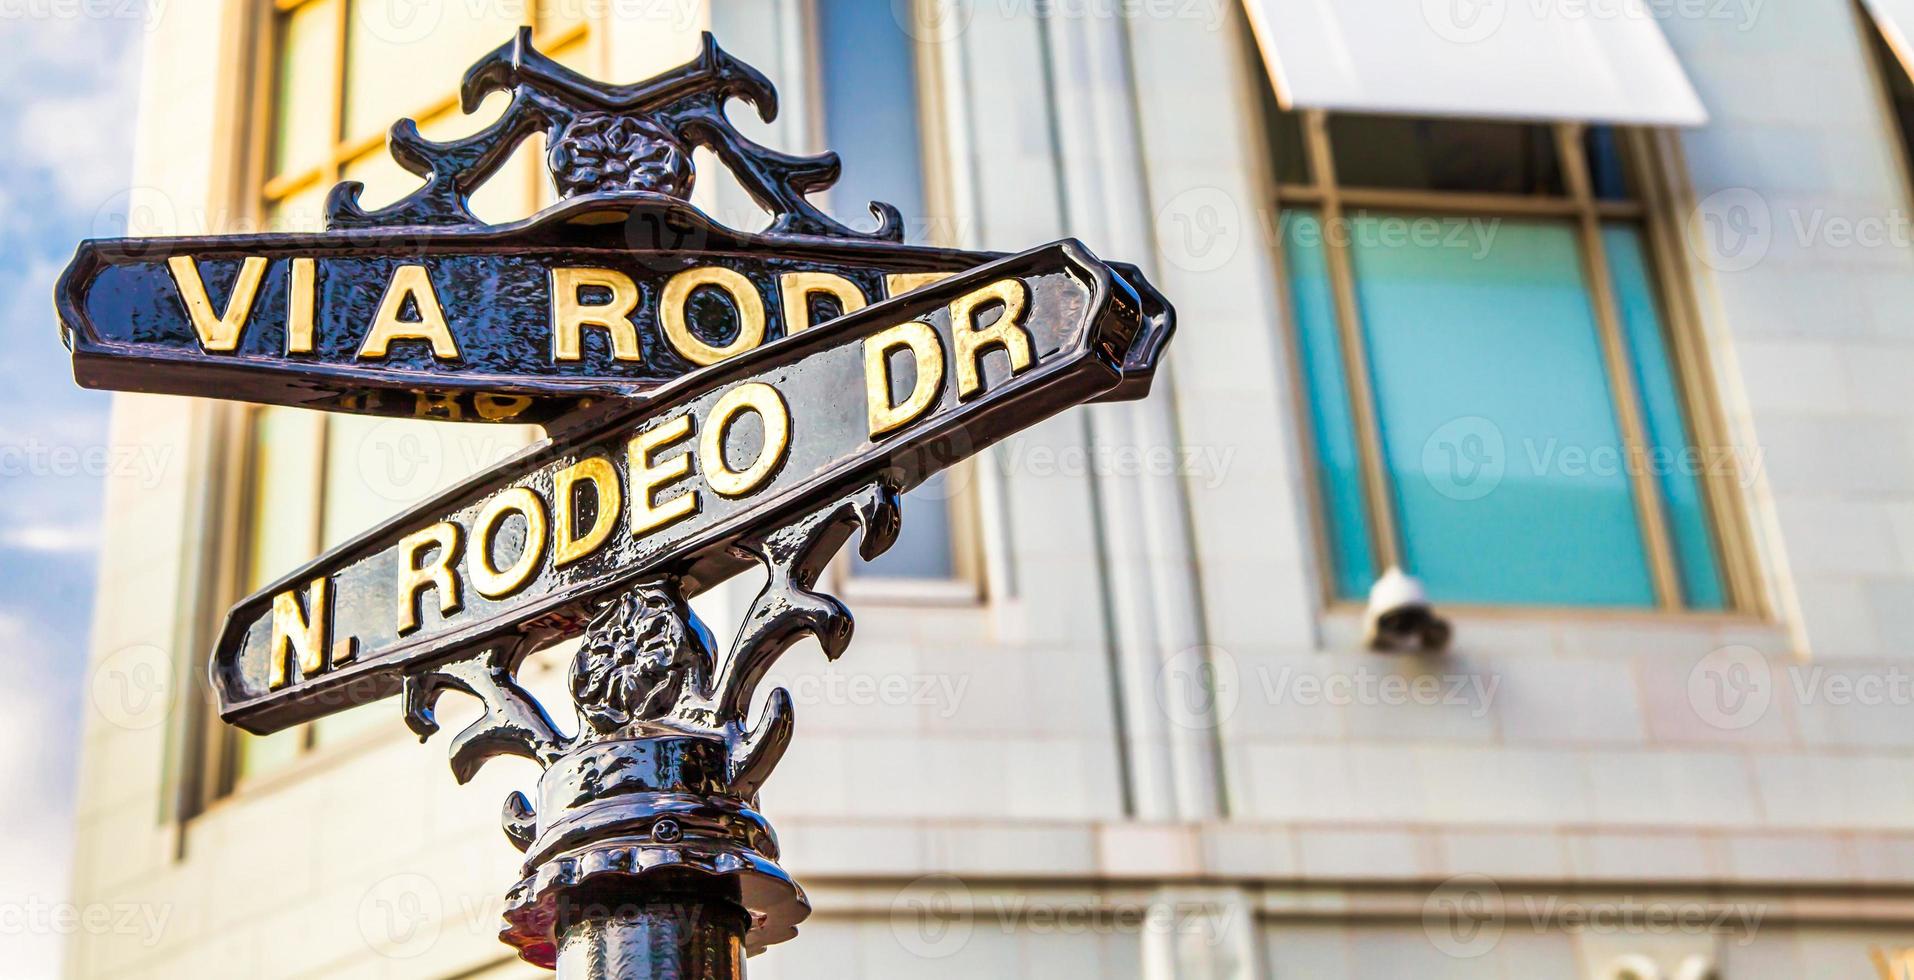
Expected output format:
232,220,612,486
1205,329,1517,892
327,28,902,241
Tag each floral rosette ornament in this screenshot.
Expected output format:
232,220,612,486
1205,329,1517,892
571,583,712,733
548,113,696,199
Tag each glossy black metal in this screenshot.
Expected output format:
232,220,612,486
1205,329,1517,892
58,197,1169,425
555,889,747,980
337,28,897,240
54,28,1177,977
210,240,1154,734
53,29,1171,424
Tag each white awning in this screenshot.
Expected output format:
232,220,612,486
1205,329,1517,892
1864,0,1914,81
1242,0,1708,126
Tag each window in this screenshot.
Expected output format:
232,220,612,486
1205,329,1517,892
218,0,592,793
813,0,979,589
1865,3,1914,188
1270,104,1746,611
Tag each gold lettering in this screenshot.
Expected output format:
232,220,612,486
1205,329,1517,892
630,414,698,537
551,267,642,361
660,266,765,366
470,487,548,599
359,264,460,360
268,576,330,689
287,256,315,353
949,278,1032,399
702,382,791,498
167,254,266,352
554,456,622,566
864,321,945,438
884,271,953,299
397,522,463,634
474,393,534,421
411,389,463,420
778,271,866,333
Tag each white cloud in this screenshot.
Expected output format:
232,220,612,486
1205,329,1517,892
0,18,142,206
1,523,100,553
17,93,139,205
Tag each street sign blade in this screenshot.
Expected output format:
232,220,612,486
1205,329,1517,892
57,196,1171,425
212,240,1144,733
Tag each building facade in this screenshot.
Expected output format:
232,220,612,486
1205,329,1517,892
63,0,1914,976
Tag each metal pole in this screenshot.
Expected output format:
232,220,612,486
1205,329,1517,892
554,883,748,980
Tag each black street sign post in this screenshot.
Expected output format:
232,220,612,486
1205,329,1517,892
56,30,1174,980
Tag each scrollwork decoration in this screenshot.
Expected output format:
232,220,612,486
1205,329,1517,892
397,481,901,961
327,28,903,242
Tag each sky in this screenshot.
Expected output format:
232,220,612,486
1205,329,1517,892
0,11,145,976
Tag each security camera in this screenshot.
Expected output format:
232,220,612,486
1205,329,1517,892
1363,567,1452,653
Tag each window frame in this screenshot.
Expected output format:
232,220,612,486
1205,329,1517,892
257,0,597,221
803,0,989,601
1268,108,1761,618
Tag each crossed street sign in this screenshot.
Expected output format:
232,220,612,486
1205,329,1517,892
208,241,1166,733
55,27,1175,970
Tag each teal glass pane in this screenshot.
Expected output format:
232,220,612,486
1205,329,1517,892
1350,215,1656,606
1603,224,1727,610
1282,210,1375,599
